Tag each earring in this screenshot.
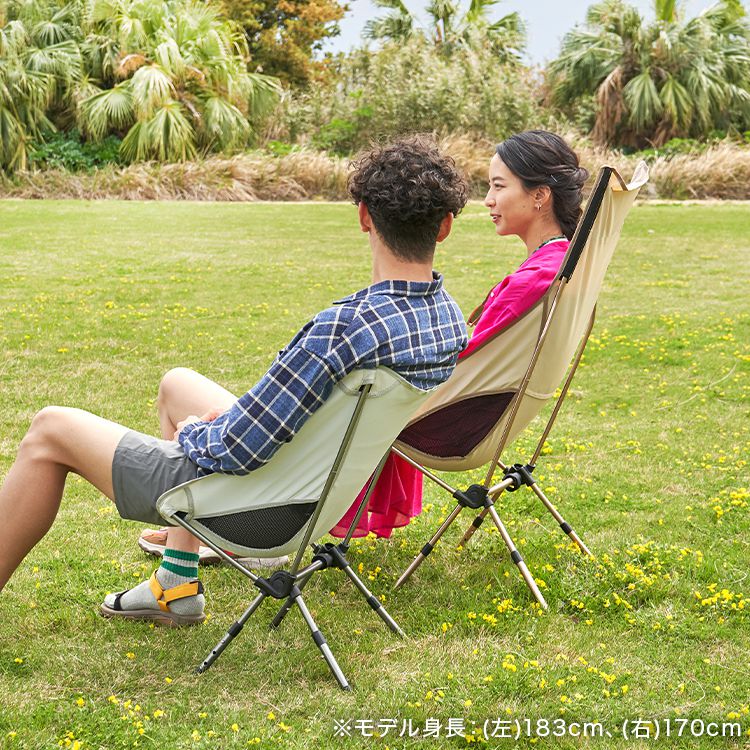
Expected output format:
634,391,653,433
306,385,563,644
535,203,541,211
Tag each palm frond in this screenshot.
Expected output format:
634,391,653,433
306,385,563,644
118,118,150,162
363,13,415,42
129,63,174,116
144,99,196,161
371,0,411,13
246,72,281,121
623,69,663,129
153,37,184,78
198,94,249,151
465,0,499,26
0,104,28,171
24,40,82,80
659,73,693,129
79,80,134,139
655,0,680,24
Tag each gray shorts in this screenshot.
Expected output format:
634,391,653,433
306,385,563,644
112,431,199,526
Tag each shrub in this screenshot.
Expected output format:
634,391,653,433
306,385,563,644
269,38,542,154
29,131,123,172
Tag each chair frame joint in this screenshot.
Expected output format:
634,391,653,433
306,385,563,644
453,484,489,510
312,542,350,571
253,570,298,600
503,463,537,492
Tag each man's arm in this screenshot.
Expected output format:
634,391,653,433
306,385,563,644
177,346,338,475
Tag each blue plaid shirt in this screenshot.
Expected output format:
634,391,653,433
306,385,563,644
178,273,467,475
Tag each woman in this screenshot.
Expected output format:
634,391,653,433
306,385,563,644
138,130,589,555
329,130,589,538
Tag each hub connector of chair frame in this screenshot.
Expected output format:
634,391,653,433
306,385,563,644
503,463,536,493
453,484,491,510
253,570,298,600
312,543,350,571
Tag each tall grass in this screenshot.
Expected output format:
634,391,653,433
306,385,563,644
2,138,750,201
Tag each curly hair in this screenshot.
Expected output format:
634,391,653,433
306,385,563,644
347,135,469,262
495,131,589,241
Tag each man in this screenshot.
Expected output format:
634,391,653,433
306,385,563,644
0,136,469,625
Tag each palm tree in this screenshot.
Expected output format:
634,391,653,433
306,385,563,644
0,0,82,171
363,0,524,60
78,0,281,162
547,0,750,147
0,0,281,172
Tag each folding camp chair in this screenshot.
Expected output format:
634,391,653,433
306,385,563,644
156,367,432,689
391,163,649,609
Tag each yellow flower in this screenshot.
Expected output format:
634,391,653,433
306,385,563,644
75,697,85,707
231,724,239,732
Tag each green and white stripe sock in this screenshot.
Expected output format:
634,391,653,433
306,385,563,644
157,549,199,588
104,549,204,616
155,549,203,616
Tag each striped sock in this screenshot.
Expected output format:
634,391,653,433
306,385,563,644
155,549,203,617
157,548,199,587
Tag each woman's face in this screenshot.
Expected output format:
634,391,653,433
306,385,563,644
484,153,536,238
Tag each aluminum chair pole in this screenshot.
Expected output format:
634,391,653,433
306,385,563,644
486,504,548,610
196,590,268,673
269,559,325,629
339,560,405,636
391,447,460,494
393,504,463,589
529,308,596,466
294,592,351,690
458,464,511,548
482,280,566,490
289,383,373,576
169,513,260,583
528,483,592,556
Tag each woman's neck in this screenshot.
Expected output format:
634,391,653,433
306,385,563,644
523,220,566,258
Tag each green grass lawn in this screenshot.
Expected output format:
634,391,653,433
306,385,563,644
0,200,748,749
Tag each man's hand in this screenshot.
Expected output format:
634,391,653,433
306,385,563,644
173,408,223,441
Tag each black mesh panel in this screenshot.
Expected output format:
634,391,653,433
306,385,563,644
398,392,515,458
197,502,318,549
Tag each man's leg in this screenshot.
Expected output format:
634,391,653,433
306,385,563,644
0,407,129,592
155,368,237,554
96,368,240,624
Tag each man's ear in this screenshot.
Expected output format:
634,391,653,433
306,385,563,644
436,212,454,243
358,202,372,233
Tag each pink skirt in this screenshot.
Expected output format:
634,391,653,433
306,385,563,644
328,452,422,539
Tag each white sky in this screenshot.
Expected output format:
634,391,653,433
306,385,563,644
322,0,747,64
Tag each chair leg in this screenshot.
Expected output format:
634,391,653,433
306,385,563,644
341,562,405,637
528,484,592,556
196,591,268,674
458,506,490,547
486,505,548,611
294,593,351,691
393,504,464,589
269,569,315,630
459,481,513,548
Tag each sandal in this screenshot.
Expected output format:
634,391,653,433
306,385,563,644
100,572,206,627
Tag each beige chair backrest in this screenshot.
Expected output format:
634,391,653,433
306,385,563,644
157,367,433,557
395,163,649,472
